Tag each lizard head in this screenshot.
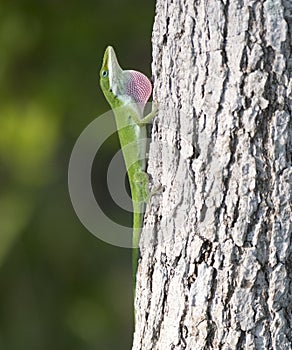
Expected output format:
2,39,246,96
100,46,123,108
100,46,152,112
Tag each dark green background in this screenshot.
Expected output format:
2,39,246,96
0,1,155,349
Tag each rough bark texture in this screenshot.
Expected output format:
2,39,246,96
132,0,292,349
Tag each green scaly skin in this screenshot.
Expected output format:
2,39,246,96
99,46,156,294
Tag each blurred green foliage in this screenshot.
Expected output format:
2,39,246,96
0,1,155,349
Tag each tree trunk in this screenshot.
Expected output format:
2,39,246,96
132,0,292,349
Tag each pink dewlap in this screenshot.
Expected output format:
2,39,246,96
126,71,152,107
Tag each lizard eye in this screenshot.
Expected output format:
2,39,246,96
102,70,108,77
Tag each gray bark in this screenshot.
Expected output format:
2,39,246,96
132,0,292,349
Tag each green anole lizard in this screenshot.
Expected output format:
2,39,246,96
100,46,157,289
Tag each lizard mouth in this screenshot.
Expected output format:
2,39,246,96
106,46,123,94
